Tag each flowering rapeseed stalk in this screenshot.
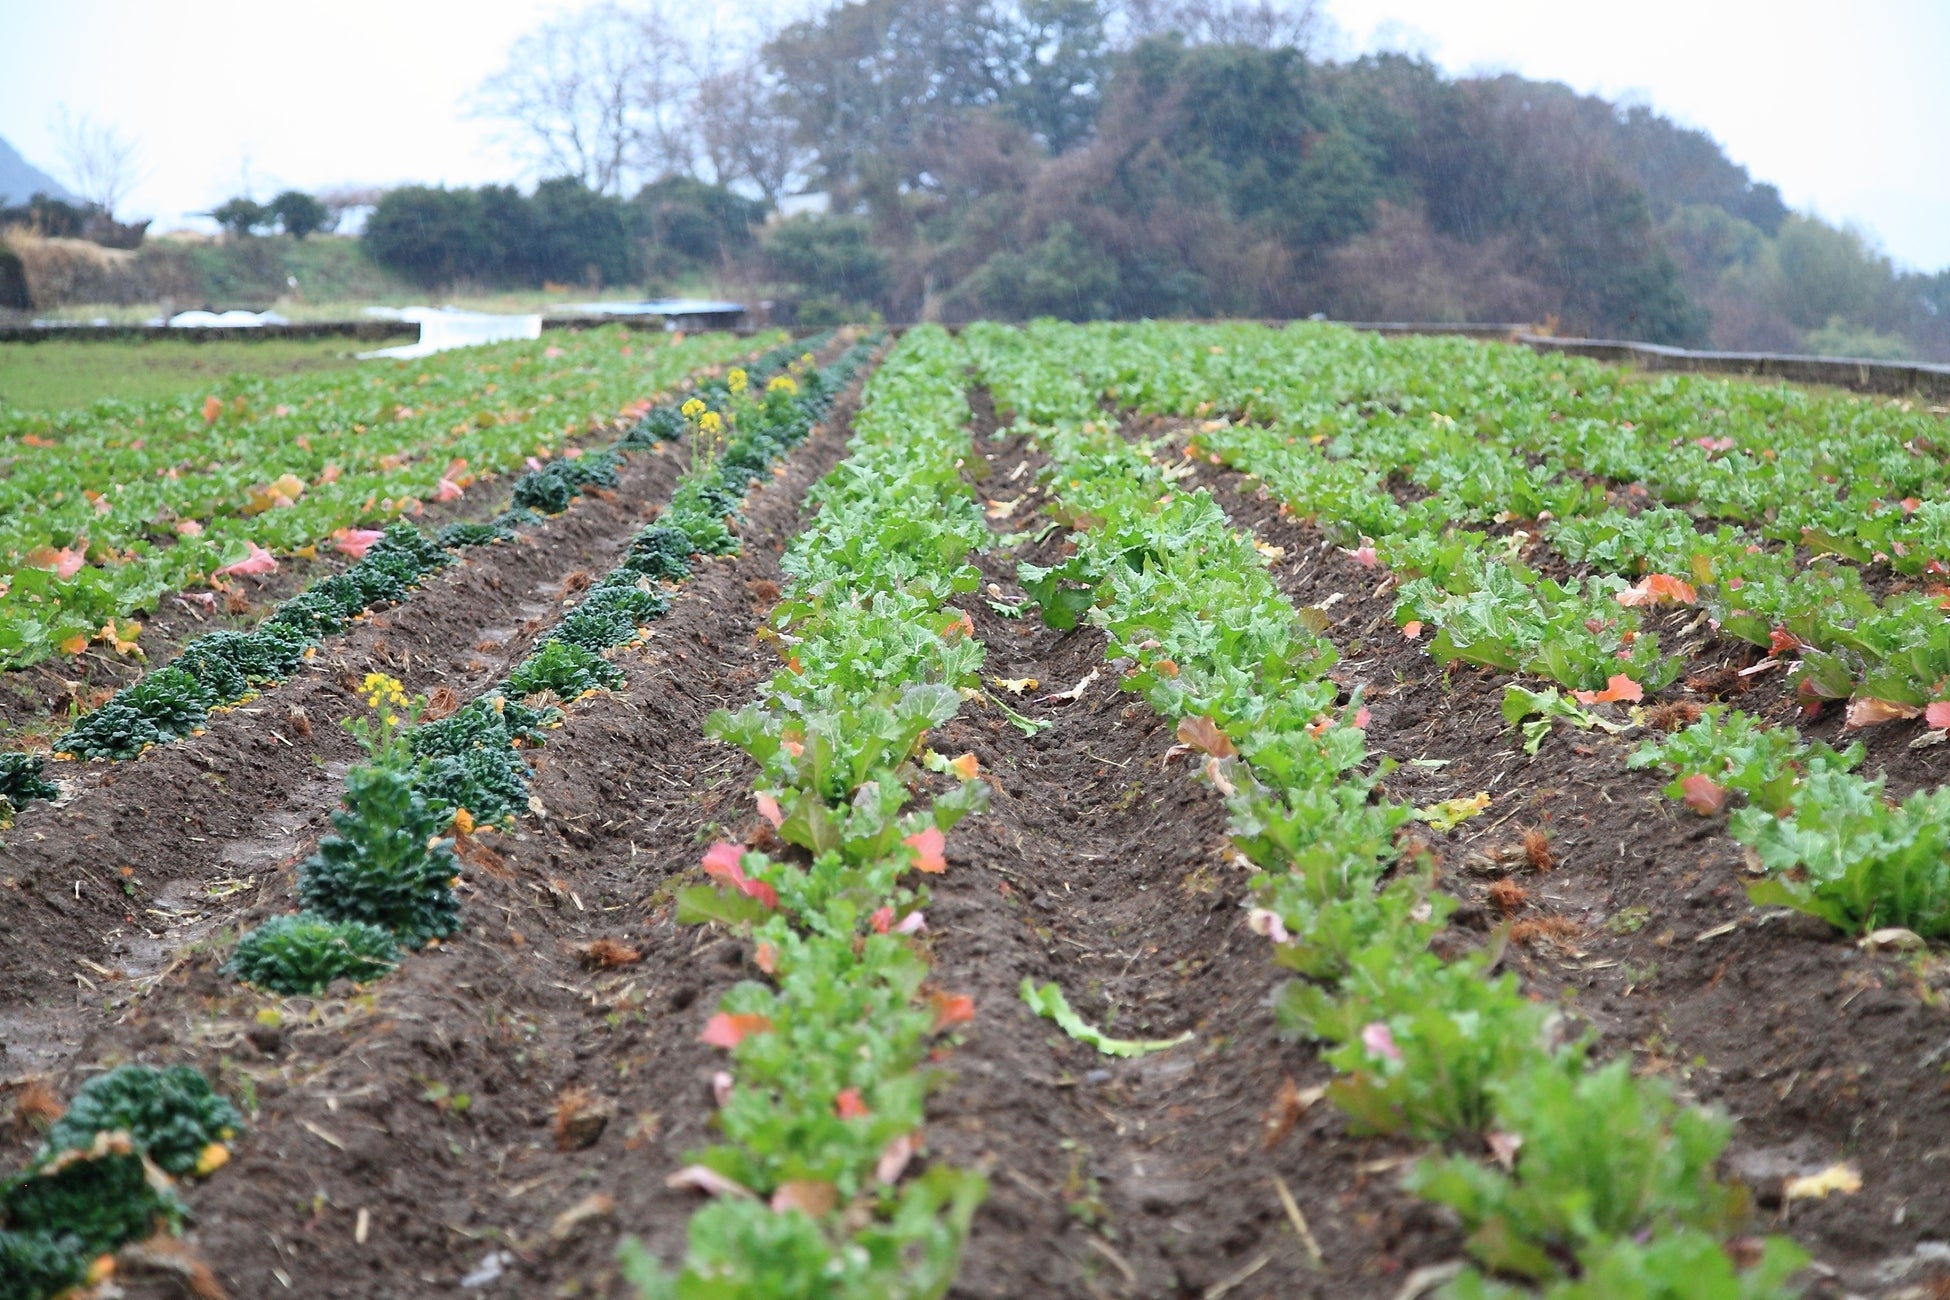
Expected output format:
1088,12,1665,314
726,367,748,395
349,671,421,761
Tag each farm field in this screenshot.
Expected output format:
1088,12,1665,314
1,320,1948,1300
0,337,373,414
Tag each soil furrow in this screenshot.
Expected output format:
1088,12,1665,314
2,376,870,1300
923,397,1453,1300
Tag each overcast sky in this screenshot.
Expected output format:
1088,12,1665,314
2,0,1944,270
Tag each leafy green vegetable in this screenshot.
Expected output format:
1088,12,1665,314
296,760,461,948
0,1228,91,1300
226,912,399,995
1020,979,1193,1058
43,1065,241,1178
1408,1057,1744,1280
3,1138,182,1256
505,638,625,699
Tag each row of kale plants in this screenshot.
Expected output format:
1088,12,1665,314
961,321,1809,1298
225,334,873,997
0,335,865,1300
620,325,993,1296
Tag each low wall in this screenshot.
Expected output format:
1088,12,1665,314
1511,334,1950,401
0,320,419,345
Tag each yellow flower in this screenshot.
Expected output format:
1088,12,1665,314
681,397,707,420
726,367,748,394
699,411,724,435
767,374,798,395
360,672,408,710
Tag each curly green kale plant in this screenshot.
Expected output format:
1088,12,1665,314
43,1065,241,1179
226,912,399,995
3,1138,183,1256
0,1228,91,1300
293,674,461,948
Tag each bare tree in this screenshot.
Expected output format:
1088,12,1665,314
473,2,695,195
1114,0,1326,51
693,53,810,206
51,108,143,216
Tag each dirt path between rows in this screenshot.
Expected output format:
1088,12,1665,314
922,396,1457,1300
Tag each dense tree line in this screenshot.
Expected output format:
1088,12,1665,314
362,0,1947,358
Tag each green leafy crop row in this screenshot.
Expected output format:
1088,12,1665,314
963,321,1807,1299
1633,708,1950,937
0,327,773,671
622,326,990,1298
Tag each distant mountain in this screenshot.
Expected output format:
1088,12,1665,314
0,135,75,206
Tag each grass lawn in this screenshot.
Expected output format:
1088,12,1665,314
0,336,369,411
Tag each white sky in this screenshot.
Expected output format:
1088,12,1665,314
1,0,1944,271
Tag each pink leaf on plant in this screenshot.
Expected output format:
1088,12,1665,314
712,1070,734,1107
701,842,777,909
1362,1021,1403,1063
1845,697,1920,729
1680,774,1728,816
835,1088,868,1120
435,477,465,502
216,542,277,577
665,1165,754,1199
875,1132,918,1185
201,395,223,423
894,911,927,935
870,906,894,934
1572,674,1642,705
904,826,947,874
27,546,86,580
699,1012,772,1049
755,791,784,829
1247,908,1291,943
770,1181,838,1217
331,527,386,559
1351,545,1378,568
1927,702,1950,730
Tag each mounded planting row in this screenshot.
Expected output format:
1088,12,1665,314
620,324,997,1292
962,321,1815,1298
0,337,841,1065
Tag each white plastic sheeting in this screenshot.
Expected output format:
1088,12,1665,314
358,307,543,360
559,298,745,317
162,309,292,327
